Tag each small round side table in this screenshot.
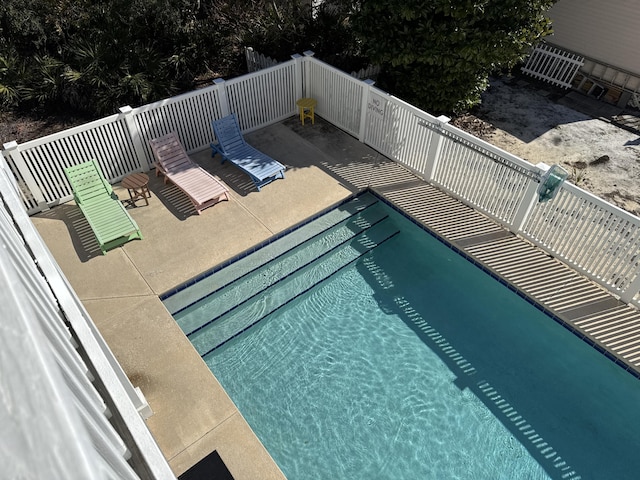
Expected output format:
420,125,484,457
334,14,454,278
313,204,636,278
122,172,151,207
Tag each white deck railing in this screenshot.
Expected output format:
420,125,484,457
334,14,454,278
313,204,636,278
3,54,640,308
0,153,174,479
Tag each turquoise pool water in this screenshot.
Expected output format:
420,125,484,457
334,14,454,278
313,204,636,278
202,204,640,479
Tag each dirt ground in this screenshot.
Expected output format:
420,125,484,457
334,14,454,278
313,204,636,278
2,77,640,216
453,76,640,216
0,111,82,146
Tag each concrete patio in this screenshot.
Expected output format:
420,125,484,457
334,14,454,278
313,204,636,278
31,114,640,478
32,116,392,478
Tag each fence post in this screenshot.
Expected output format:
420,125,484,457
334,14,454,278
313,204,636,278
2,141,49,212
291,53,303,101
213,78,230,118
357,79,376,143
245,46,256,73
118,106,149,172
509,162,547,233
621,274,640,304
302,50,315,99
421,115,451,182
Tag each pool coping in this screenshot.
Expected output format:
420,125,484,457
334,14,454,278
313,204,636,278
159,191,377,302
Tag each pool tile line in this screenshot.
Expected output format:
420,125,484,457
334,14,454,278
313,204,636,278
159,191,375,301
369,188,640,381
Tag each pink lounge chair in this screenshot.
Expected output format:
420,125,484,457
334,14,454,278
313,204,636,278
150,132,229,214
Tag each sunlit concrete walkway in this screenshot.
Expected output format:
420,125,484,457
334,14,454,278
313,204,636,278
32,115,640,478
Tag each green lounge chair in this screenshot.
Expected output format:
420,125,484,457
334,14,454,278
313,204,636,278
64,160,143,254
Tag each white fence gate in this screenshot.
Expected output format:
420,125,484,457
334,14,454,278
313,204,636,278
522,42,584,88
245,47,280,73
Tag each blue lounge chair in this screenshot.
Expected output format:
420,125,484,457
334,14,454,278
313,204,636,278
210,113,285,191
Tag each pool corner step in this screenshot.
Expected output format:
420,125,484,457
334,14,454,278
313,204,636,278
173,200,391,335
162,191,381,315
191,218,401,357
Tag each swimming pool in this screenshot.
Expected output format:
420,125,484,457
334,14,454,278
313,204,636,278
167,193,640,479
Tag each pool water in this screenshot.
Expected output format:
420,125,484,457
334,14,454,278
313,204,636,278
199,202,640,479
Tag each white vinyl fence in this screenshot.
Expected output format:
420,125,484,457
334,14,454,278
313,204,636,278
303,57,640,306
0,152,174,479
3,57,301,213
3,54,640,307
3,114,141,212
521,42,584,88
522,183,640,300
245,47,280,73
303,55,368,137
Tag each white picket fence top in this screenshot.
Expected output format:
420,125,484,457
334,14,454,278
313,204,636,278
521,41,584,88
245,46,280,73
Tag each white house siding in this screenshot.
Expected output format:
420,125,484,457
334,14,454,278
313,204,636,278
548,0,640,77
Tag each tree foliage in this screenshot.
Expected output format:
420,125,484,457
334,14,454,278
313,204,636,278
241,0,364,72
352,0,556,114
0,0,554,118
0,0,363,116
0,0,264,115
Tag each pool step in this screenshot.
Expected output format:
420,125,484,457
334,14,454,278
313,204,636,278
163,192,380,315
173,198,388,335
190,218,400,357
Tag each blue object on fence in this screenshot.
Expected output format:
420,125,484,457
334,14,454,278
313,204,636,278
537,164,569,202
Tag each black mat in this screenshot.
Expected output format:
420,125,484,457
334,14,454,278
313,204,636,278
178,450,234,480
